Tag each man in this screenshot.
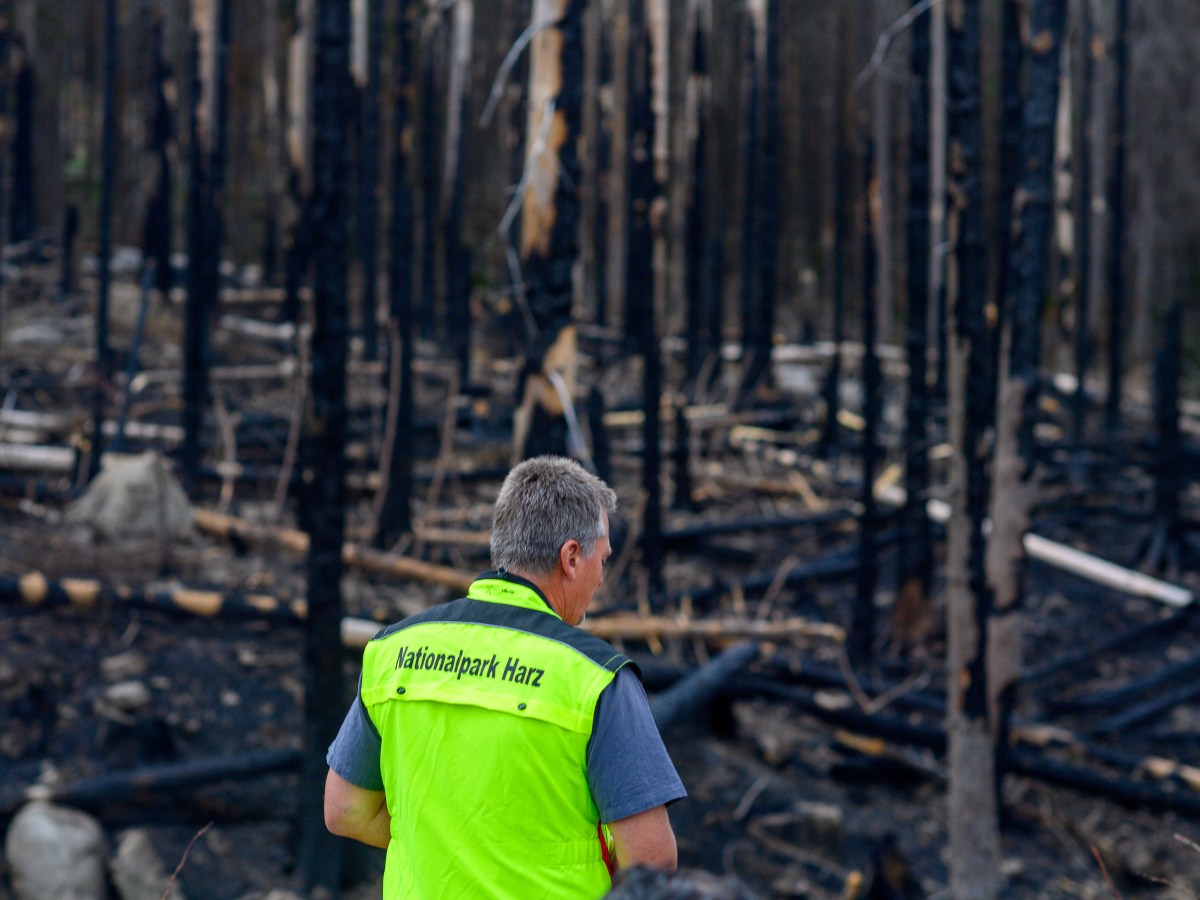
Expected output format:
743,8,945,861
325,456,685,898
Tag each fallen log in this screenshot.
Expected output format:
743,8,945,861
661,509,856,546
878,488,1194,607
192,508,474,593
1020,607,1192,683
650,642,760,731
737,676,1200,817
0,571,307,620
1,747,302,817
1089,679,1200,735
1052,647,1200,712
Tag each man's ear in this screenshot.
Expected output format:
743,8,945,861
559,539,581,580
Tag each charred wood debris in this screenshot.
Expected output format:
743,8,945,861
2,250,1199,878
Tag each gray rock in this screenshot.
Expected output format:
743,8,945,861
111,829,187,900
66,452,193,543
5,801,107,900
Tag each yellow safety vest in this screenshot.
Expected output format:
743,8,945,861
360,573,632,899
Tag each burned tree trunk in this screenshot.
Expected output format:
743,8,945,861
851,141,882,667
628,0,663,597
373,0,418,549
513,0,588,462
986,0,1066,788
820,5,857,457
183,0,231,489
9,42,32,245
736,0,779,402
442,0,473,384
1071,0,1094,446
896,0,935,656
91,0,118,481
353,0,383,362
299,0,351,889
1141,302,1186,575
143,8,175,299
683,0,714,390
945,0,1001,895
282,0,313,327
1104,0,1129,438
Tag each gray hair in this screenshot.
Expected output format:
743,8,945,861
490,456,618,576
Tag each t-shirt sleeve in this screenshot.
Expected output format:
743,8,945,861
326,691,385,792
586,666,687,823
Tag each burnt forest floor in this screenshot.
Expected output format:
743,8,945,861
3,258,1200,898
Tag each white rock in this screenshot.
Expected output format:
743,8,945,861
66,451,193,543
111,829,187,900
5,801,107,900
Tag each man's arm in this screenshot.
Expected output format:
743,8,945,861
324,768,391,849
608,804,677,873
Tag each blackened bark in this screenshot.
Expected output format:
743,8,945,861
736,9,760,394
144,10,174,299
183,0,231,489
683,4,710,389
1143,302,1184,574
945,0,1001,893
1071,0,1093,444
355,0,383,362
627,0,661,596
897,0,934,655
374,0,418,549
1104,0,1129,438
820,6,855,457
9,51,33,244
92,0,118,481
299,0,351,889
418,35,439,340
671,398,694,512
442,3,472,384
519,0,588,461
988,0,1067,783
992,0,1024,404
183,29,208,487
59,205,78,298
851,141,881,667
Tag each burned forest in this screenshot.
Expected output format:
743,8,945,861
3,0,1200,898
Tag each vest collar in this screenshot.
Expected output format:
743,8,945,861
467,570,563,620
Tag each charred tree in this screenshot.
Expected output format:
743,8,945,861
91,0,118,481
851,141,882,667
683,0,713,390
183,0,231,489
986,0,1066,797
737,0,778,402
417,18,440,340
820,5,857,457
9,41,32,245
627,0,663,598
299,0,351,889
143,8,175,300
373,0,418,549
353,0,383,362
896,0,935,657
442,0,473,384
1071,0,1094,446
282,0,314,326
512,0,588,462
945,0,1001,894
1104,0,1129,438
1140,302,1187,575
59,205,78,298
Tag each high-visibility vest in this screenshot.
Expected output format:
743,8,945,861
360,573,633,899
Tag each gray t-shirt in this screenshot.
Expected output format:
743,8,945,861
327,665,686,823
